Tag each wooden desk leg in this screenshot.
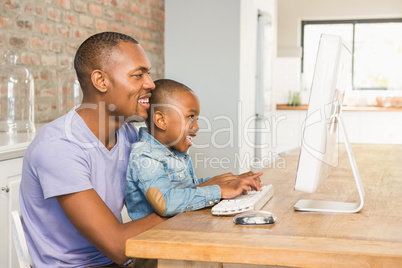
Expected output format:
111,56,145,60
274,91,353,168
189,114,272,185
158,259,222,268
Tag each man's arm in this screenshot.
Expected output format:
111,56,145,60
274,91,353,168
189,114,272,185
57,189,166,265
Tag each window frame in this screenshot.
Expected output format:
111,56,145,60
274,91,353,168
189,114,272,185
301,18,402,90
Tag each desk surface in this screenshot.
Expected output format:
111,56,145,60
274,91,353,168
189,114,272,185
126,144,402,267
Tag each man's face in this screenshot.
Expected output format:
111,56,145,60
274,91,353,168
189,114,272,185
163,91,200,153
104,42,155,122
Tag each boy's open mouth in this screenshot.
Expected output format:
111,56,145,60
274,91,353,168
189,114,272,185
186,135,194,145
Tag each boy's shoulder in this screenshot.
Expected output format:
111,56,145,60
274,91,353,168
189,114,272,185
130,127,167,161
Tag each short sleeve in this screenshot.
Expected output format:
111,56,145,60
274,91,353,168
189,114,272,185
31,139,92,199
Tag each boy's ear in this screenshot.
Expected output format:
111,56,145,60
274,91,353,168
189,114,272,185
91,70,108,93
153,111,167,130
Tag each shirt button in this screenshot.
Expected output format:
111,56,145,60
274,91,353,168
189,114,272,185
179,174,183,178
214,199,219,203
209,201,213,206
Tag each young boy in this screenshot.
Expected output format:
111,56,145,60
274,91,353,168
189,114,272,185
125,79,262,220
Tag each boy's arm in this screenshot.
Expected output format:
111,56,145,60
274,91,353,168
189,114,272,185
57,189,166,265
131,158,221,216
196,172,263,198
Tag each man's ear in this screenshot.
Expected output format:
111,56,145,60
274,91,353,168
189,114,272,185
153,111,167,131
91,70,108,93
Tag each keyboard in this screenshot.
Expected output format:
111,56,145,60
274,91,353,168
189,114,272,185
211,184,274,216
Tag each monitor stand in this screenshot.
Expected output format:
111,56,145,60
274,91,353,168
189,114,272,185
294,116,365,213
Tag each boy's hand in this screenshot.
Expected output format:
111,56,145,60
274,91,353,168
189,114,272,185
196,172,263,199
220,172,263,198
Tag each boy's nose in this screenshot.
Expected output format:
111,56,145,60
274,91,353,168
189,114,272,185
193,120,199,132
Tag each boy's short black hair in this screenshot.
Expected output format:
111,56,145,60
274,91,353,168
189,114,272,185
146,79,194,126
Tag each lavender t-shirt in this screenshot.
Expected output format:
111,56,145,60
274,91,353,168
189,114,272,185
19,110,138,268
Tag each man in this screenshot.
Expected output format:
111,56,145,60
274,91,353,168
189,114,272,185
20,32,262,267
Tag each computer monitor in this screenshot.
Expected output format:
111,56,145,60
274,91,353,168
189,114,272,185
294,34,365,213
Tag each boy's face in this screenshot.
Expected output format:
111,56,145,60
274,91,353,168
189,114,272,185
164,91,200,153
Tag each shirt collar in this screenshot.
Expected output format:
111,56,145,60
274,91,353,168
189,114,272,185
139,127,189,158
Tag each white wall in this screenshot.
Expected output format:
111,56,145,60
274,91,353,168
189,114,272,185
165,0,276,177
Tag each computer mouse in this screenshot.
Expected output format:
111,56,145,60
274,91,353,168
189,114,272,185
233,210,277,225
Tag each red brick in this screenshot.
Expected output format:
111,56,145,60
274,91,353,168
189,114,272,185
67,44,79,54
41,55,57,66
149,20,157,31
29,37,48,50
94,0,106,5
48,7,62,22
132,28,141,39
74,28,89,39
128,16,138,25
121,26,132,36
64,13,78,25
25,3,44,15
59,56,73,67
131,3,140,13
39,70,49,80
115,12,126,22
152,10,164,21
16,19,34,31
139,19,147,28
57,25,71,38
21,53,41,65
89,3,102,16
142,32,152,40
110,0,118,7
104,9,115,19
95,19,108,31
79,14,93,27
108,23,120,32
4,0,20,9
9,36,28,48
74,1,87,12
57,0,71,9
36,22,54,34
142,7,150,17
0,17,13,28
121,1,131,10
49,41,63,53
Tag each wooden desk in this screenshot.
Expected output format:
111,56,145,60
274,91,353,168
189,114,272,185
126,144,402,267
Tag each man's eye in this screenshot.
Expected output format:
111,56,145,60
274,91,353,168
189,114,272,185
133,74,143,78
189,115,195,119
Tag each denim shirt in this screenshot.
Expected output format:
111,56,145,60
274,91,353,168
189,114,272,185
125,127,221,220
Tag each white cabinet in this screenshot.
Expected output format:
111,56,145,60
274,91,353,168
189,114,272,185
0,158,24,268
0,141,30,268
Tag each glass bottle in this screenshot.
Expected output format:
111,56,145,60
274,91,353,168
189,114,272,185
0,51,35,134
58,65,82,116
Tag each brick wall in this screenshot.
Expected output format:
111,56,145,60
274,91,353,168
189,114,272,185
0,0,165,123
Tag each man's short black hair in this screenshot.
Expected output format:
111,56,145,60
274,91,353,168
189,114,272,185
74,32,139,93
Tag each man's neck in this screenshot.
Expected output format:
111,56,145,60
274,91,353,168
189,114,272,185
76,104,121,151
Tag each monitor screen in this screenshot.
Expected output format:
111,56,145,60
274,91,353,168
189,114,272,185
295,34,352,193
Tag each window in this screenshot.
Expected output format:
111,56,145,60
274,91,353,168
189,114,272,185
301,19,402,91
